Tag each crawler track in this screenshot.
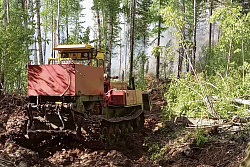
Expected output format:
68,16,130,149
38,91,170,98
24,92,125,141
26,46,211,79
6,106,145,149
68,108,145,148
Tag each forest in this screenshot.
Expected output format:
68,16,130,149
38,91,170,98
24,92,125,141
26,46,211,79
0,0,250,166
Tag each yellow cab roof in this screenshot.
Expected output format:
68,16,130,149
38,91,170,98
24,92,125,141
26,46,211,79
54,44,104,53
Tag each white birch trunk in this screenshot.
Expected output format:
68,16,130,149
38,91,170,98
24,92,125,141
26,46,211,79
36,0,43,64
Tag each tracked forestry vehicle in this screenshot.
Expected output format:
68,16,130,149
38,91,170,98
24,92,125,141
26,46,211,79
23,44,150,147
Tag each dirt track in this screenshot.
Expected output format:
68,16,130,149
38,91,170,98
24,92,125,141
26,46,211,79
0,91,249,166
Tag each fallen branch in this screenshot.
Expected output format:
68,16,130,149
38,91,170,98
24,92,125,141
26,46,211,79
234,98,250,106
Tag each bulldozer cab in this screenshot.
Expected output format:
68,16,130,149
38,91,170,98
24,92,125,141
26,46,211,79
49,44,105,68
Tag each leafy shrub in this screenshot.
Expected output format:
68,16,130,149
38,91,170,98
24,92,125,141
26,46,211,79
163,65,250,120
196,129,208,146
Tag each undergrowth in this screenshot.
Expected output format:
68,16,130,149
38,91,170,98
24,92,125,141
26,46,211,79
147,128,209,161
163,63,250,120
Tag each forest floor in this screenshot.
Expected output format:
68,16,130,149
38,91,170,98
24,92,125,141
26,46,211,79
0,82,249,167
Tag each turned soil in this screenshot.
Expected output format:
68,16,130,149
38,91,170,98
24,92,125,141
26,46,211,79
0,85,248,167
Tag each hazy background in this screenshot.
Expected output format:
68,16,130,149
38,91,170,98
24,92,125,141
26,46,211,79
36,0,219,79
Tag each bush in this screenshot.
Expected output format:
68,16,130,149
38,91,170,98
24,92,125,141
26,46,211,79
196,129,208,146
163,65,250,120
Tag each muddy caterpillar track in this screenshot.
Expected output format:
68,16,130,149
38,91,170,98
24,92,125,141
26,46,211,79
5,107,145,152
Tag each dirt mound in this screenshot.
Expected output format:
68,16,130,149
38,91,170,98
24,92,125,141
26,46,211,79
3,139,39,166
6,110,28,136
47,149,132,166
160,135,246,167
0,92,247,167
0,94,26,132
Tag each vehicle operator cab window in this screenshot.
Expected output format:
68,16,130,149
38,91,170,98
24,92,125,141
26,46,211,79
49,45,104,68
62,53,68,58
81,52,89,58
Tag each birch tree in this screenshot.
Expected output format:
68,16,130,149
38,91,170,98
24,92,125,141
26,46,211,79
129,0,136,88
36,0,43,64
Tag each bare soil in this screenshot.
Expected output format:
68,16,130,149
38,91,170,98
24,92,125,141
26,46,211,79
0,87,248,167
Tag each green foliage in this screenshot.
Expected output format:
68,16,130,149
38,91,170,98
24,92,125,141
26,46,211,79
0,0,34,93
81,27,90,44
152,45,163,59
160,3,250,122
134,51,148,89
41,0,84,44
135,0,152,43
163,73,204,119
149,0,168,36
164,64,250,119
97,0,121,45
67,26,90,44
147,142,168,160
160,0,205,40
207,5,250,75
146,127,208,161
161,41,174,79
148,143,160,154
160,5,184,39
195,129,208,146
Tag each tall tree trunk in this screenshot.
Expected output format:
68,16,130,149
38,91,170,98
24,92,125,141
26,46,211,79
143,35,146,78
156,0,162,80
51,0,54,57
208,0,213,69
31,0,38,64
34,0,38,65
124,0,129,80
34,36,38,65
146,60,149,74
105,13,113,79
66,0,68,43
101,7,106,44
178,45,184,78
181,2,189,73
66,16,69,43
125,23,128,79
1,0,8,91
96,9,102,49
119,31,122,79
53,19,56,56
143,35,146,52
178,1,185,76
75,16,79,43
193,0,197,68
3,0,7,28
209,0,213,51
22,0,28,29
57,0,60,45
129,0,136,89
23,0,29,62
43,31,47,64
36,0,43,64
6,0,9,23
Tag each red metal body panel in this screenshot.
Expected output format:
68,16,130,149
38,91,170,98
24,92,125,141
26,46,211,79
75,65,104,95
28,64,75,96
28,64,104,96
111,90,126,106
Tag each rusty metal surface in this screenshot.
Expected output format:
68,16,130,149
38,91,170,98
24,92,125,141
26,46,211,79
28,64,75,96
75,65,104,95
110,82,127,90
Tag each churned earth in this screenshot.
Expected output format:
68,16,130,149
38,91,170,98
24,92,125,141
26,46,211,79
0,83,249,167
